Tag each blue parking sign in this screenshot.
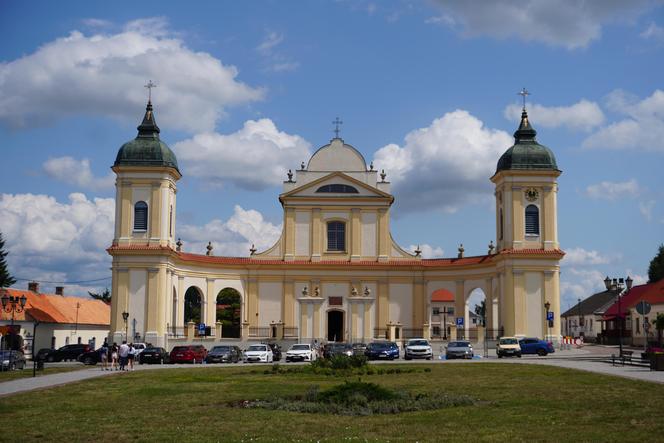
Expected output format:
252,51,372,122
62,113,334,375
456,317,464,327
546,311,554,321
198,323,206,334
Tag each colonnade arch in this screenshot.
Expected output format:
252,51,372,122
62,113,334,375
216,287,242,338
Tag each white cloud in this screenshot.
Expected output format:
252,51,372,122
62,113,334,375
504,100,604,131
256,31,299,73
81,18,112,29
0,193,115,295
174,118,311,191
408,244,444,259
584,179,641,200
43,157,114,191
641,22,664,41
428,0,652,49
639,200,656,222
562,247,612,266
373,110,513,213
178,205,281,257
256,32,284,55
583,89,664,151
560,268,606,310
0,18,263,133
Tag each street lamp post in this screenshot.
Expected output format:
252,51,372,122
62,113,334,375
544,301,551,342
122,311,129,341
604,275,633,357
577,298,583,337
1,292,27,326
443,307,448,340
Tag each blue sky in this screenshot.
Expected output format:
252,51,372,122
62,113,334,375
1,0,663,311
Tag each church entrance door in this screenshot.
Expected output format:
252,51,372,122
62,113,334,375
327,310,344,342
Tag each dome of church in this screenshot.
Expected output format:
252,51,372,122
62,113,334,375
496,109,558,173
307,138,368,172
114,101,179,172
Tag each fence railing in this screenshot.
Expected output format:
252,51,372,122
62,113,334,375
221,325,241,339
167,326,187,338
248,326,271,338
283,326,299,338
400,328,421,339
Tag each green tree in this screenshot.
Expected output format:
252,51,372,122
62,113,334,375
474,300,486,327
648,244,664,283
0,232,16,288
88,288,111,303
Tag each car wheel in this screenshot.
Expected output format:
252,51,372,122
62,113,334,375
10,363,16,371
426,356,432,360
537,349,547,357
517,354,522,358
405,356,411,361
84,357,94,365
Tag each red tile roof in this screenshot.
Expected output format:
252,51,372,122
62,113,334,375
431,289,455,302
603,278,664,319
0,288,110,325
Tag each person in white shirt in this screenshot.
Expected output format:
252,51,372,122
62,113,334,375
119,341,129,371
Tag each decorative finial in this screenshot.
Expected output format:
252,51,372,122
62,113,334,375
206,241,213,256
302,286,308,297
300,161,305,170
488,240,495,255
518,87,530,110
145,80,157,103
414,245,422,257
332,117,343,139
287,169,293,182
364,286,371,297
369,161,374,171
249,243,257,255
380,169,386,182
314,286,320,297
351,286,358,296
457,243,464,258
176,238,183,252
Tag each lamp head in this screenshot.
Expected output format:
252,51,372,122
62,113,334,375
1,293,8,309
626,276,633,290
19,294,27,308
122,311,129,321
544,301,551,311
604,276,611,290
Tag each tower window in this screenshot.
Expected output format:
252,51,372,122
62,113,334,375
327,221,346,251
134,201,148,231
316,184,359,193
499,208,504,240
169,205,173,237
525,205,539,235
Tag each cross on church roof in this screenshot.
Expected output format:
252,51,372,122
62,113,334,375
145,80,157,102
518,87,530,110
332,117,343,138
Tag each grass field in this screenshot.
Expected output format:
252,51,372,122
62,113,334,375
1,363,662,442
0,365,84,382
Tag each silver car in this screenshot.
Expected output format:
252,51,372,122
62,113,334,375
445,341,474,359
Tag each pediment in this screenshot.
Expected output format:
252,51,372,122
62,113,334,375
280,172,392,200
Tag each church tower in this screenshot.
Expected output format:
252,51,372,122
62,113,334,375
109,99,180,346
491,102,563,342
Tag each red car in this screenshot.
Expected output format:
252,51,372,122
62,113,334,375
169,345,207,363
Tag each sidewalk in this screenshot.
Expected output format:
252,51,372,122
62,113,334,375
0,367,116,397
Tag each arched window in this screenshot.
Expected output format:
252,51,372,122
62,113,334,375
499,208,504,240
525,205,539,235
327,221,346,251
316,184,359,193
134,201,148,231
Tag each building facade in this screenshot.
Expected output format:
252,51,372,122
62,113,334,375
108,102,564,348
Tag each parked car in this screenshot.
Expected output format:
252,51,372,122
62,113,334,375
266,343,282,361
365,342,400,360
46,344,91,362
445,341,474,359
35,348,53,362
206,345,242,363
0,350,26,370
243,344,273,363
404,338,433,360
518,338,555,356
77,348,105,365
139,347,170,364
352,343,367,356
285,343,317,362
169,345,207,363
496,337,522,358
131,342,148,356
324,343,353,358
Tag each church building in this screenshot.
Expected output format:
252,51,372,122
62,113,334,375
108,100,564,348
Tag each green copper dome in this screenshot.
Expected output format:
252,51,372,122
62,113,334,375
496,110,558,173
114,102,179,172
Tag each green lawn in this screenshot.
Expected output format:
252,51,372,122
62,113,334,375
0,365,85,382
1,363,662,442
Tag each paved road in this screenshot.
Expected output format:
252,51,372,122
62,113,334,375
1,345,661,397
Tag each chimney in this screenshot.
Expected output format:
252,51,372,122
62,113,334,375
28,281,39,292
55,286,64,296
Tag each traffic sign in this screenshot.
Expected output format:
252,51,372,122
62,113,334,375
198,323,206,335
546,311,554,321
636,301,651,315
456,317,464,327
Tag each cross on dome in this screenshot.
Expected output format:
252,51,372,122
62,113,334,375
145,80,157,102
518,87,530,110
332,117,343,138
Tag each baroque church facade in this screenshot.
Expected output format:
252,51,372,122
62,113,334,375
108,101,564,348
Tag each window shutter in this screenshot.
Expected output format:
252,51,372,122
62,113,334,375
525,205,539,235
134,201,148,231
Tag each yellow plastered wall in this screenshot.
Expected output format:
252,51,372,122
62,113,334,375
283,280,294,326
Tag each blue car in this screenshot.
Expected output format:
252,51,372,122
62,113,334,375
365,341,400,360
518,338,555,356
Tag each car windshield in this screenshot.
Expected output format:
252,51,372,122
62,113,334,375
449,342,469,348
500,338,518,345
212,346,231,352
144,348,160,352
408,340,429,346
248,345,266,352
352,343,365,348
371,343,389,349
291,345,309,350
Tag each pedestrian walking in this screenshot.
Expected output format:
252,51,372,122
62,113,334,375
128,343,135,371
111,342,119,371
119,341,129,371
100,342,109,371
